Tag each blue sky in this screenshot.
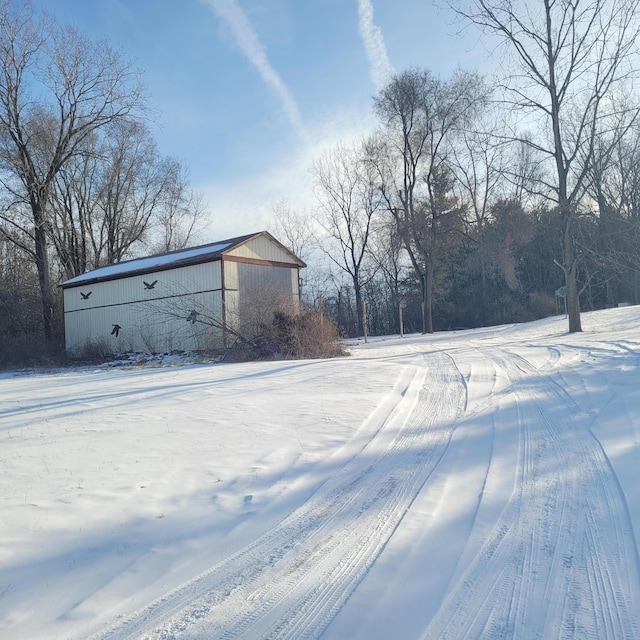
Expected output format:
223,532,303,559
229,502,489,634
38,0,489,240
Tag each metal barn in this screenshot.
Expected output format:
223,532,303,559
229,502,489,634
59,232,306,356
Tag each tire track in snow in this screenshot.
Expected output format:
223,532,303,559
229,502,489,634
93,351,465,640
422,346,640,640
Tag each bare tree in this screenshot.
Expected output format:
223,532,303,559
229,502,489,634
97,120,174,264
373,68,486,332
586,119,640,304
508,136,548,208
47,134,101,279
312,139,383,336
270,199,314,264
0,1,144,340
450,125,507,323
367,218,408,333
152,164,207,253
48,122,207,277
450,0,640,332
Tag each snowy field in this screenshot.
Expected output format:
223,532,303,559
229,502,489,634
2,306,640,639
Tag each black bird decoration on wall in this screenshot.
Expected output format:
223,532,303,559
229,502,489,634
111,324,121,337
80,291,92,299
143,280,158,290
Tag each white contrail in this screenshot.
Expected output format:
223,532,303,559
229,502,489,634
203,0,307,141
358,0,395,91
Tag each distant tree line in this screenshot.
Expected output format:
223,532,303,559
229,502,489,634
0,1,205,366
274,0,640,339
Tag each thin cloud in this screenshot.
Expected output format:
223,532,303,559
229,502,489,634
203,0,307,141
358,0,395,91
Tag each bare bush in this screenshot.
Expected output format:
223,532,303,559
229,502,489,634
227,307,346,362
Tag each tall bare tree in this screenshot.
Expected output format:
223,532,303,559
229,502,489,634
450,126,507,323
312,140,383,335
95,120,171,265
48,121,205,279
586,119,640,304
373,68,485,332
0,1,144,340
450,0,640,332
46,134,101,279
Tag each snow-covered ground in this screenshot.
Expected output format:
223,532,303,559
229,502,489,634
2,307,640,639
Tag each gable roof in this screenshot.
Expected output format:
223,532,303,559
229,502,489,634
59,231,305,289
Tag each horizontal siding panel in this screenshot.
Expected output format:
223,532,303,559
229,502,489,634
227,236,299,264
65,289,224,355
63,262,222,312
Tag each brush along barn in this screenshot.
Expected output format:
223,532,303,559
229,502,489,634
59,232,306,356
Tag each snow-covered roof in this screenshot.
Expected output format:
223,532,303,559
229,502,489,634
59,234,257,288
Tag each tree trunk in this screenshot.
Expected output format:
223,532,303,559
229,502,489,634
478,227,487,325
596,190,615,307
354,279,363,337
424,256,434,334
563,218,582,333
33,213,55,342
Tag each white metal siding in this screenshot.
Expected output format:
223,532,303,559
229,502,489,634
64,261,224,355
65,290,225,355
290,268,301,305
235,262,301,335
64,262,222,312
223,260,239,335
226,235,299,264
237,262,297,298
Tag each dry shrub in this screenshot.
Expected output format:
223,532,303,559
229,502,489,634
74,339,114,362
227,308,346,361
